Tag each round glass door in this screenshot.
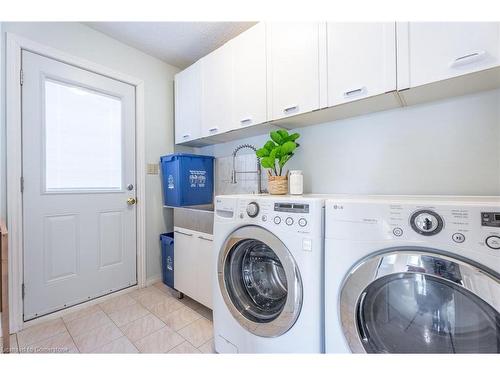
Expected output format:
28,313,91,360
357,273,500,353
225,239,288,323
218,226,302,337
340,249,500,353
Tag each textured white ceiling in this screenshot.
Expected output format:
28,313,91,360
85,22,257,69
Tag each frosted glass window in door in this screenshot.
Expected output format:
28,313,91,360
44,79,123,191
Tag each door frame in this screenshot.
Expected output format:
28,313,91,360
6,33,147,332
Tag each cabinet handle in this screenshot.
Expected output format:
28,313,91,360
449,50,486,68
174,230,193,237
182,134,190,139
208,127,219,133
344,87,366,97
198,235,213,242
283,105,298,113
240,118,252,125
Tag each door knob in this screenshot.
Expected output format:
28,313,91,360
127,197,137,205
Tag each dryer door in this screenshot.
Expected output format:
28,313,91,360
340,249,500,353
218,225,303,338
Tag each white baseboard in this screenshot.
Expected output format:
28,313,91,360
145,275,162,287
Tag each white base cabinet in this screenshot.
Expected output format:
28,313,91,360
173,227,214,309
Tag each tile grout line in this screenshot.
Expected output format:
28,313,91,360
92,335,139,354
17,318,69,352
108,291,189,353
63,306,109,352
166,339,187,354
173,314,203,333
61,316,81,353
67,304,122,353
197,336,214,349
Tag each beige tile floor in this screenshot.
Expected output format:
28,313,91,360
2,282,215,354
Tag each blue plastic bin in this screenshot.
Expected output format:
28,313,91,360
160,153,215,207
160,232,175,288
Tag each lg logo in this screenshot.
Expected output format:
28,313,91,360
333,204,344,210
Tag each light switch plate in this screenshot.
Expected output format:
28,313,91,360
147,163,159,175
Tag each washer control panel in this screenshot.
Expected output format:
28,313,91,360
326,199,500,255
236,199,314,233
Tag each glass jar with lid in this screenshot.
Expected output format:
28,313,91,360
289,170,303,195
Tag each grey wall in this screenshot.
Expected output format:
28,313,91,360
0,22,180,280
201,89,500,196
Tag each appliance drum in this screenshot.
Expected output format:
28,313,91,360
225,239,288,323
340,249,500,353
218,226,303,338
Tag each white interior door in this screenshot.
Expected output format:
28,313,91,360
22,50,137,320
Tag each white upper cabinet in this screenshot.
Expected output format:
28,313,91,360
267,22,327,121
327,22,396,106
398,22,500,89
201,43,233,137
174,61,202,144
230,22,267,129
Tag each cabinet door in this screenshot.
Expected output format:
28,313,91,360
174,62,202,144
173,227,197,298
327,22,396,106
402,22,500,88
267,22,326,120
201,45,233,137
231,22,267,129
196,233,214,309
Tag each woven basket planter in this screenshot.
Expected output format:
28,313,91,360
268,175,288,195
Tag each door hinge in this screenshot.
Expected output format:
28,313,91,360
22,283,25,299
20,69,24,86
20,176,24,193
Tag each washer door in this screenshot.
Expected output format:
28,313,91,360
218,225,303,338
340,249,500,353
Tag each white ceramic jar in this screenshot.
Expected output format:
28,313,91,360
289,170,303,195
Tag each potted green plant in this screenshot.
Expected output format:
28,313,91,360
256,129,300,195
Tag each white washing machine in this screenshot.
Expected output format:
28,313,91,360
213,194,325,353
325,195,500,353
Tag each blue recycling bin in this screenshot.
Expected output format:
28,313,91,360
160,232,175,288
160,153,215,207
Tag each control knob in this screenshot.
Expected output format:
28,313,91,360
246,202,259,218
410,210,443,236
